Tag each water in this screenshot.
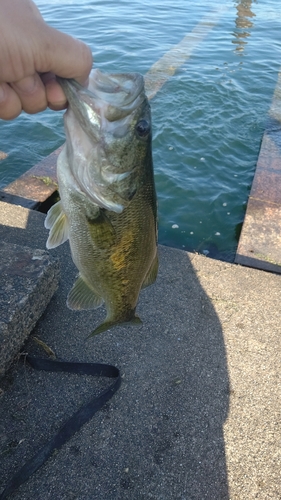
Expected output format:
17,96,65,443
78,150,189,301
0,0,280,261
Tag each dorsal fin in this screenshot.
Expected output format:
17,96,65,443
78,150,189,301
141,252,159,289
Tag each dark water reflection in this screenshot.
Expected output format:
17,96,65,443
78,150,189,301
233,0,256,53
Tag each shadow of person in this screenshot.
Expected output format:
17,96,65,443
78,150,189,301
0,206,229,499
128,245,230,499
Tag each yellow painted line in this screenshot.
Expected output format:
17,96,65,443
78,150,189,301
144,6,229,100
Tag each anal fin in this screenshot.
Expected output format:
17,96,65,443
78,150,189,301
67,274,104,311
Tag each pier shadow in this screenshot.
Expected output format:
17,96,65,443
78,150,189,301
0,206,230,499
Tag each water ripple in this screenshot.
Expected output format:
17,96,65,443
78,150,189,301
1,0,280,260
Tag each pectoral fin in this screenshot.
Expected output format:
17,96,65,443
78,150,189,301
86,209,116,249
67,274,104,310
141,252,159,289
45,200,69,249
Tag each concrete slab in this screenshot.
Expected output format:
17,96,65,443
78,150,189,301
235,196,281,272
0,206,280,499
236,71,281,273
0,147,61,210
0,203,60,375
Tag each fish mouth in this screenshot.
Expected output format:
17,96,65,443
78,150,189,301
57,69,146,131
88,69,145,110
57,69,149,213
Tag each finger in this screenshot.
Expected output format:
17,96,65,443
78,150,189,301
40,27,93,84
10,73,47,114
0,82,22,120
40,73,67,111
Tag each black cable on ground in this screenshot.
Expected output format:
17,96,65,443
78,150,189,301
0,356,121,500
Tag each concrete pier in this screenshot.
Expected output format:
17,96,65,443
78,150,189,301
235,70,281,273
0,201,280,499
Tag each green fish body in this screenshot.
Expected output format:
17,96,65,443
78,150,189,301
45,69,158,335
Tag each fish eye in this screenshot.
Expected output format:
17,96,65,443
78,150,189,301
135,119,150,137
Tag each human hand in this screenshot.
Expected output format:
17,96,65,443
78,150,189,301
0,0,93,120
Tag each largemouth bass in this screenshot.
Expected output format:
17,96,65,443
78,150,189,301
45,69,158,336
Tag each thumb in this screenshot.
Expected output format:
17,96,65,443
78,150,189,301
39,25,93,84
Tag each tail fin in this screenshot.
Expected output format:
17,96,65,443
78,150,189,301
88,314,142,338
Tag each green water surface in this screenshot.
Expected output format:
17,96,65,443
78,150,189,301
0,0,280,261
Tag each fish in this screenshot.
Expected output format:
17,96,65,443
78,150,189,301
45,69,158,336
